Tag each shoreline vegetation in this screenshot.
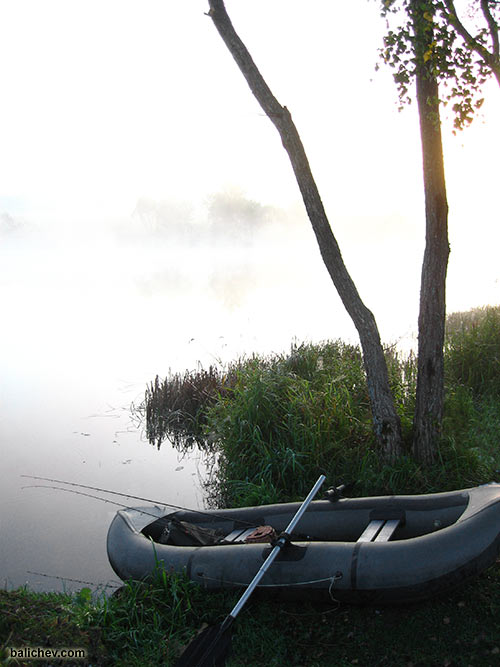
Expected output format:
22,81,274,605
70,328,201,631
146,305,500,508
3,306,500,666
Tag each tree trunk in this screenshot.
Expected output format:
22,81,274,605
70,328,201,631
207,0,403,461
411,1,450,464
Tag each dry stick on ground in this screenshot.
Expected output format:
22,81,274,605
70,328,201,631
206,0,403,461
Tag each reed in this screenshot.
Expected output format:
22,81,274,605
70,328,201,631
145,365,237,450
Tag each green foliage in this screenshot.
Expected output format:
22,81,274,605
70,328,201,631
92,567,234,666
0,587,106,664
203,342,374,506
0,572,240,666
445,305,500,397
193,342,423,506
201,331,500,504
379,0,498,130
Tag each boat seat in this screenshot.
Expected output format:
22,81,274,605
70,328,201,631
223,527,257,543
357,518,401,543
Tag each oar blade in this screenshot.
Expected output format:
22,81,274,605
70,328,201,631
175,622,232,667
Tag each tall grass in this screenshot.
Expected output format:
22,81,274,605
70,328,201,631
144,307,500,507
203,343,374,505
445,305,500,397
93,567,234,666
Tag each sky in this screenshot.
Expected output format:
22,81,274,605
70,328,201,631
1,0,499,367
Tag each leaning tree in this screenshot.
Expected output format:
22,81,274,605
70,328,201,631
207,0,404,462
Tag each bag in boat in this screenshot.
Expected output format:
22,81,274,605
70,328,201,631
151,518,277,547
243,525,276,543
157,518,225,546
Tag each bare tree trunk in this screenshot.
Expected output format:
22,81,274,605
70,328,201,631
411,1,450,463
207,0,403,461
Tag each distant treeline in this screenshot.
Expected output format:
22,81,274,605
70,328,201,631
128,191,297,245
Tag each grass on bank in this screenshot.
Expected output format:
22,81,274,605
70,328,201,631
2,565,500,666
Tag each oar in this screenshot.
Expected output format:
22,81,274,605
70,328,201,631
175,474,326,666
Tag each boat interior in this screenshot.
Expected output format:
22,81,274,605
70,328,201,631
141,491,470,547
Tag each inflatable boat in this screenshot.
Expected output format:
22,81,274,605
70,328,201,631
107,483,500,604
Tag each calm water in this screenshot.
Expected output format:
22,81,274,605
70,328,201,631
1,375,207,593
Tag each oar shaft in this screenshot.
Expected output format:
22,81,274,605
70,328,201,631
177,475,327,666
282,474,327,535
228,474,326,620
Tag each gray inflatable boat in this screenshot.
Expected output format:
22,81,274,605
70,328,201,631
107,483,500,604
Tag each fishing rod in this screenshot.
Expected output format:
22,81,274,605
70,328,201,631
22,485,166,520
23,476,325,543
21,474,257,526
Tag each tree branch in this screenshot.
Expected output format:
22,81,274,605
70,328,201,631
481,0,499,57
441,0,497,65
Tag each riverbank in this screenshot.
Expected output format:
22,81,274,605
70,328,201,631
2,562,500,666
